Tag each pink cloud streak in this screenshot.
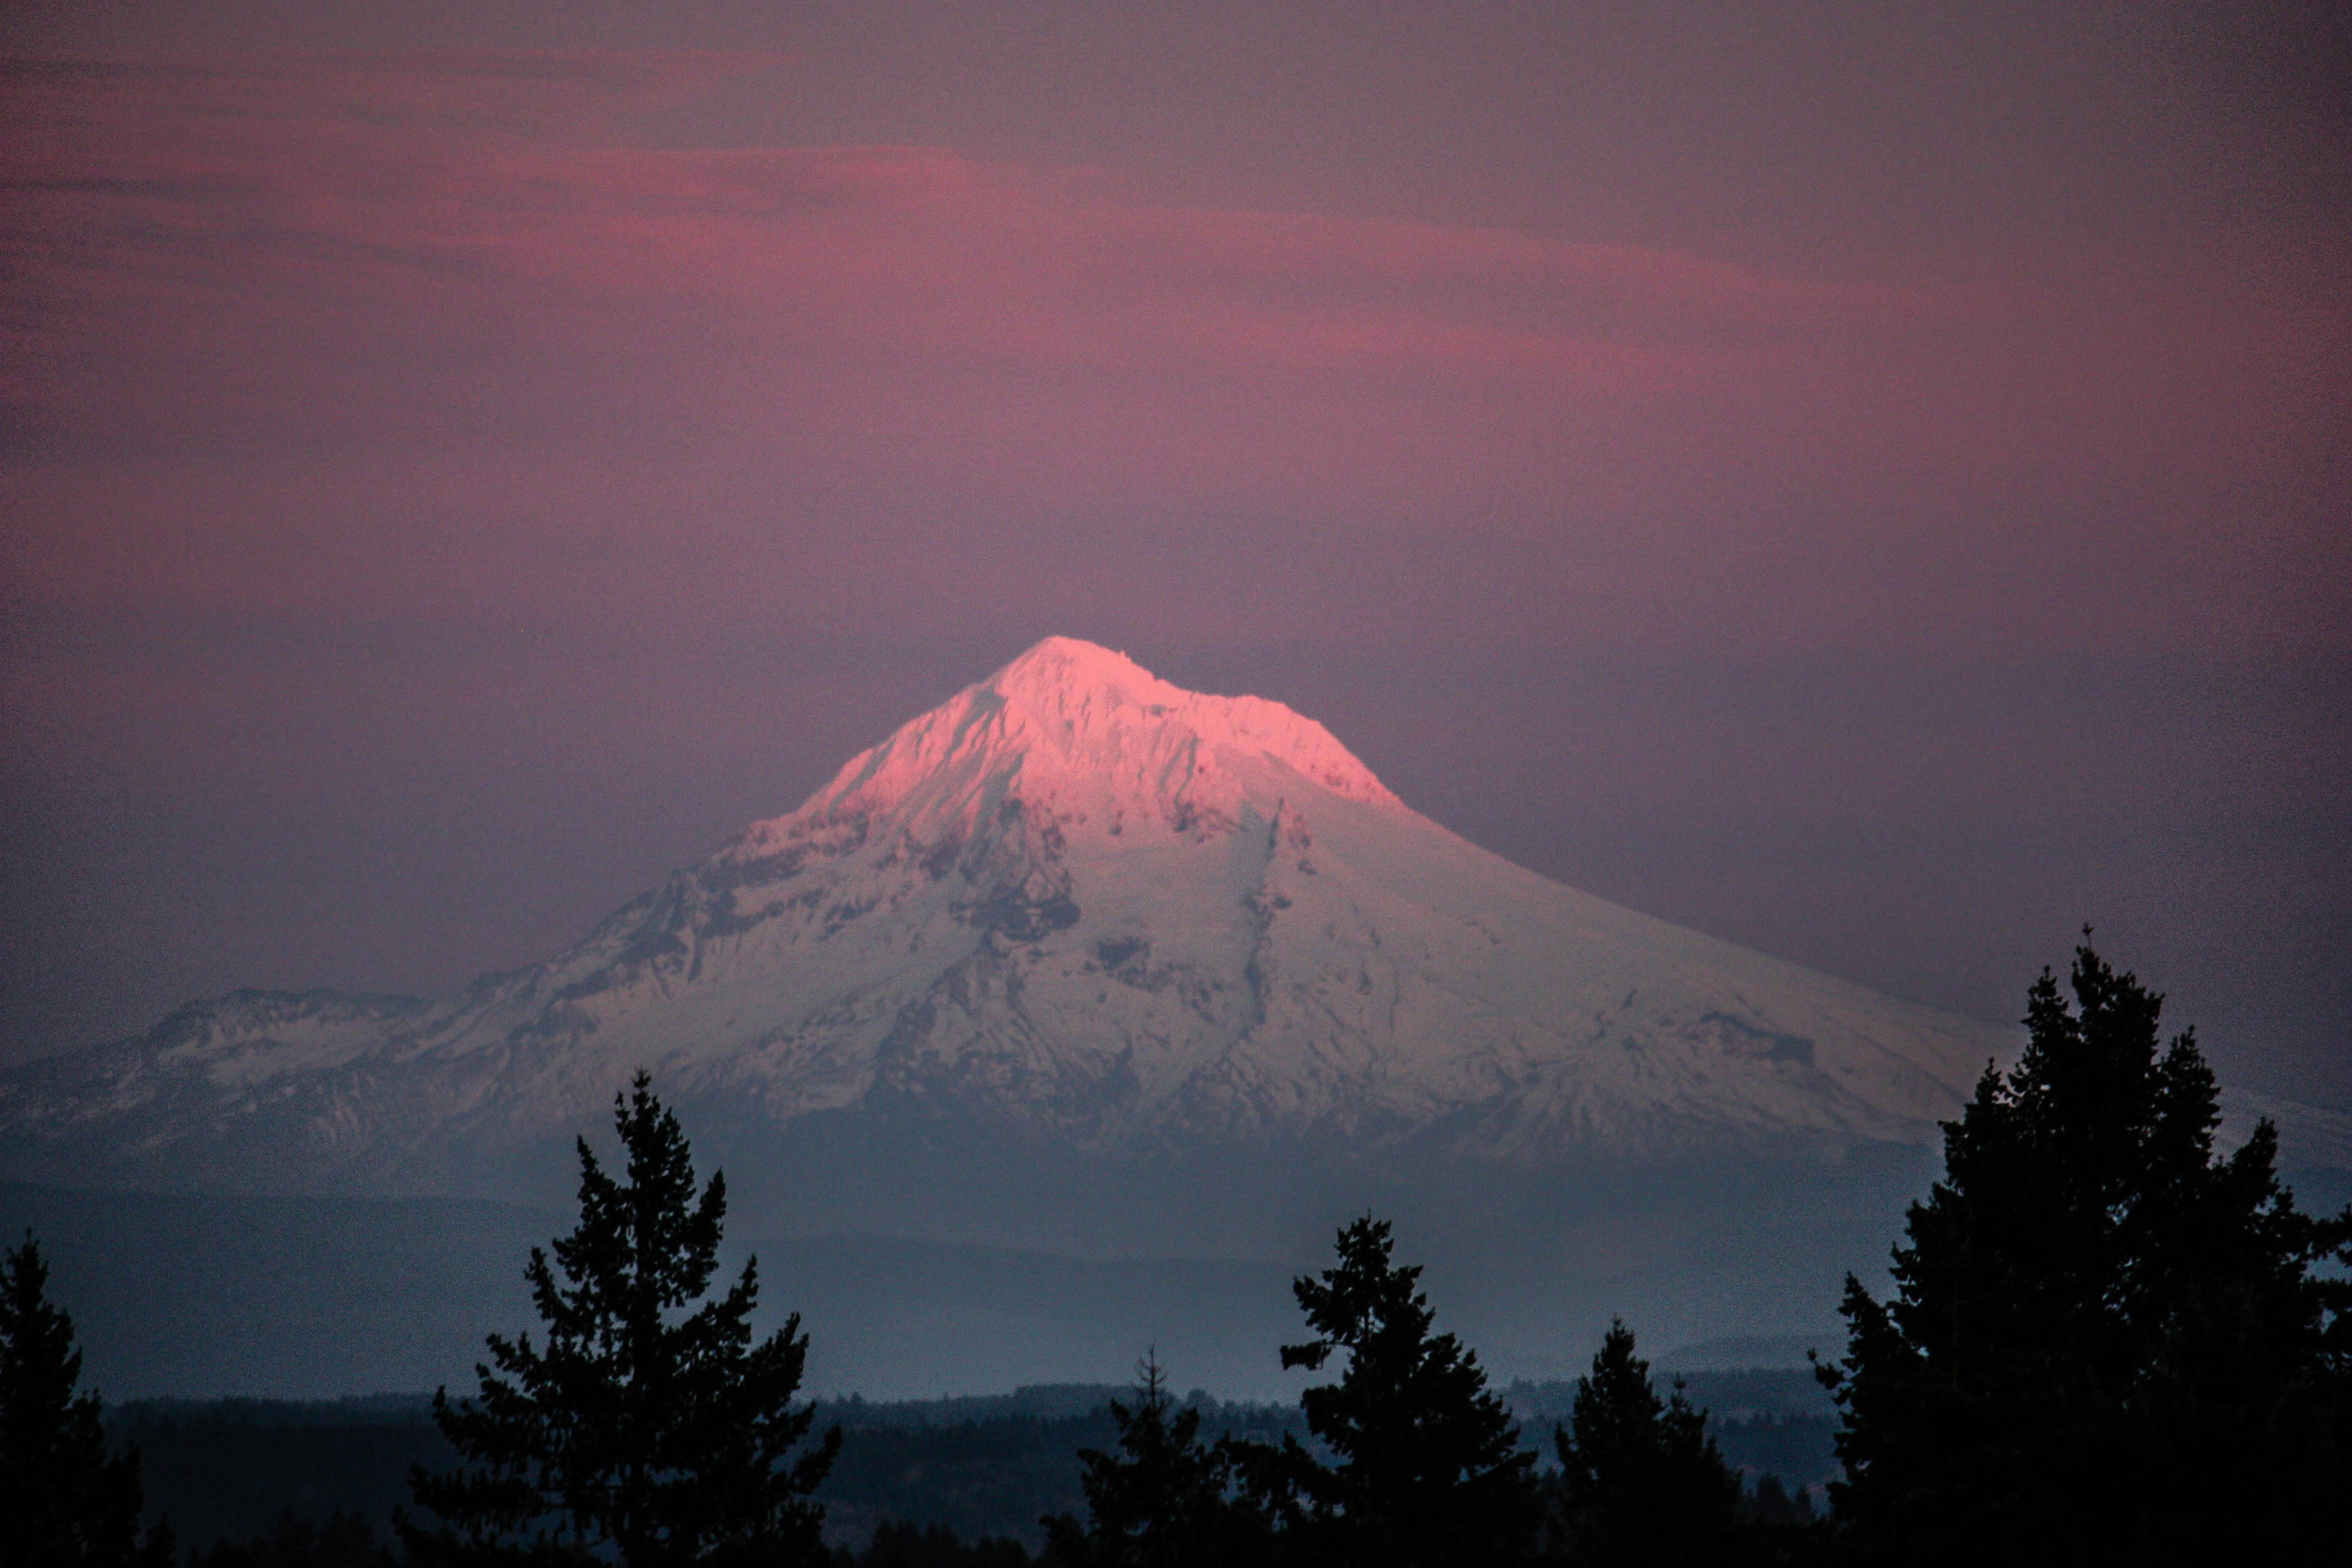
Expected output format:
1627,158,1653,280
2,52,2344,661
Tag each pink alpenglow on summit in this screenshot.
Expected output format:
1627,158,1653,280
739,638,1403,859
0,639,2005,1192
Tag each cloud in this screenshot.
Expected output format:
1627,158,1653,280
0,51,2344,663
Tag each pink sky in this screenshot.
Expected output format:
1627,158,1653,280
7,47,2344,654
3,7,2348,1102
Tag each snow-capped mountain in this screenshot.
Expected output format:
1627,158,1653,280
1,637,2008,1194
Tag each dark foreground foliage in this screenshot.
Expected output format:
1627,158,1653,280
1041,1353,1272,1566
404,1072,838,1565
1234,1214,1543,1565
1548,1318,1742,1559
0,1233,173,1566
1541,1319,1823,1566
1821,938,2352,1564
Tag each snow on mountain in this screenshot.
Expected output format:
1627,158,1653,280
1,636,2013,1192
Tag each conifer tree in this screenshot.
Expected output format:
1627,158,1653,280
1235,1216,1538,1566
1043,1351,1260,1566
1821,938,2352,1561
0,1234,172,1567
405,1072,840,1565
1547,1319,1742,1565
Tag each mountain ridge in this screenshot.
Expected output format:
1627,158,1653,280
6,636,2011,1195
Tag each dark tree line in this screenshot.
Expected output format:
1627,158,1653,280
1043,1232,1794,1568
8,941,2348,1565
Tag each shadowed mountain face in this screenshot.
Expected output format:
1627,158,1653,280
0,636,2003,1207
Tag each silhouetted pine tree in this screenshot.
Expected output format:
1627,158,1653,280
1547,1319,1743,1565
405,1072,840,1565
1042,1351,1261,1566
1820,937,2352,1562
0,1233,172,1567
1233,1216,1539,1566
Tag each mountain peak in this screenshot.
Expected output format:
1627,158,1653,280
747,639,1404,851
980,637,1197,734
985,636,1403,810
988,636,1167,706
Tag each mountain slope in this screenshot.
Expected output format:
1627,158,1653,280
1,637,2007,1194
